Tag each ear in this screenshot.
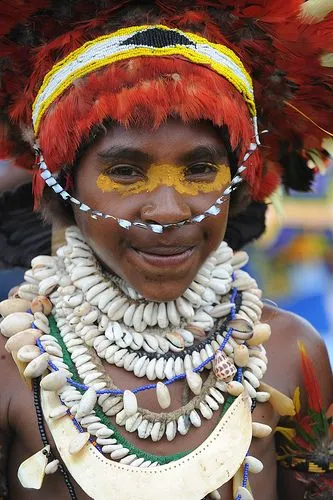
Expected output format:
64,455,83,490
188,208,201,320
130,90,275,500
225,199,267,251
228,181,251,217
40,186,75,229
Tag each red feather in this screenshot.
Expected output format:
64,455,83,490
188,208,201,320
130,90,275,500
240,0,303,23
32,168,45,210
0,0,50,36
0,0,331,206
37,57,254,177
298,342,323,413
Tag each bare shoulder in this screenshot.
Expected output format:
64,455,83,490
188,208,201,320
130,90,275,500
262,303,326,349
262,305,333,408
0,335,18,496
0,335,23,431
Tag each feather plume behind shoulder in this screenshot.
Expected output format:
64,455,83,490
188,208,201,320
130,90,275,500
276,343,332,474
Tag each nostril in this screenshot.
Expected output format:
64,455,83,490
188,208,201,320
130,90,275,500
141,205,156,221
142,218,161,225
142,204,154,214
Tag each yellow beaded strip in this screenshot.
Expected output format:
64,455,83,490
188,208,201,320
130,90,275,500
279,456,333,473
32,25,256,134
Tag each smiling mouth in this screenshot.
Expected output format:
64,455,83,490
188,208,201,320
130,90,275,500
132,246,195,267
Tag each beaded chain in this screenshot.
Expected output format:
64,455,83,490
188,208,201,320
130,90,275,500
33,321,252,496
32,281,252,495
32,378,78,499
33,327,252,500
3,228,269,498
35,144,256,231
37,321,198,464
35,286,238,397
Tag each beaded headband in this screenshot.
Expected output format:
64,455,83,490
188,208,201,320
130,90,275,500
33,25,260,232
32,25,257,136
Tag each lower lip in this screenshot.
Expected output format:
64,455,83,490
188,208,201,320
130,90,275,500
133,248,195,268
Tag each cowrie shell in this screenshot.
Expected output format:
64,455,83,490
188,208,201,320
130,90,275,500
0,298,32,317
0,312,33,338
68,432,90,455
156,382,171,409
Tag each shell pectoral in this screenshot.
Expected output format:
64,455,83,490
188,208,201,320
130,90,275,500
41,389,252,500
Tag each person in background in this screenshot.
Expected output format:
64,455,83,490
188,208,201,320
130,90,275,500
0,161,51,299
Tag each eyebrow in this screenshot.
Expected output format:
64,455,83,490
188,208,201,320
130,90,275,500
180,145,228,165
97,146,154,165
97,144,228,166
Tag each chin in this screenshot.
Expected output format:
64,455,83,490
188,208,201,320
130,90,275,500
122,247,202,301
133,280,193,302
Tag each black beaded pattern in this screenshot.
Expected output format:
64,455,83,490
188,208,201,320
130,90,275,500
32,378,77,500
123,292,242,361
121,27,194,48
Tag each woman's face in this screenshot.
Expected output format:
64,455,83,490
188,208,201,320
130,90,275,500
73,119,231,301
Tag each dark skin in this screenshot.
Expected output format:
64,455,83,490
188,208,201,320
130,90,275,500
74,121,230,302
0,120,332,499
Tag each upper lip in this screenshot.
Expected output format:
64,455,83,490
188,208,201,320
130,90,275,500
128,229,200,256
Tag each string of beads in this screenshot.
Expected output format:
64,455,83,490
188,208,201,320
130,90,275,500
33,378,77,499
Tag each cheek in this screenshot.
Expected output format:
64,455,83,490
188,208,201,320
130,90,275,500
73,173,124,264
73,212,127,277
75,169,141,221
73,162,230,247
202,202,230,249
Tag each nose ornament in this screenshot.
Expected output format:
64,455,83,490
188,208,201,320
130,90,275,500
34,143,257,234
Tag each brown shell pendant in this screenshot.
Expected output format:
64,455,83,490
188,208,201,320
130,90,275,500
213,351,237,382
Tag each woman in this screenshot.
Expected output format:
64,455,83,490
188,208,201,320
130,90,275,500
0,2,332,499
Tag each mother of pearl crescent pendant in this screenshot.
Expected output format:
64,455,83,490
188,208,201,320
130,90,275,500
41,390,251,500
213,351,237,382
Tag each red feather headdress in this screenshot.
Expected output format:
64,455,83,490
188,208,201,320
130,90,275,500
0,0,332,205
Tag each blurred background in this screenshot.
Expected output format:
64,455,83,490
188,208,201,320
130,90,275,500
247,166,333,364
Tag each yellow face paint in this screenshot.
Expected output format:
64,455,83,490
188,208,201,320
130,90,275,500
96,163,231,196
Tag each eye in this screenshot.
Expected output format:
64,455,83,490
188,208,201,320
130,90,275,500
105,164,145,183
185,163,218,180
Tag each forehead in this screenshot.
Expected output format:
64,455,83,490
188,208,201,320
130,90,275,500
85,119,228,162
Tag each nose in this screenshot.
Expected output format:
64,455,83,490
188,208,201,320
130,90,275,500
140,186,192,225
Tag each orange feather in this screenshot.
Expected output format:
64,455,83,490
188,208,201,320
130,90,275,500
298,342,323,413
